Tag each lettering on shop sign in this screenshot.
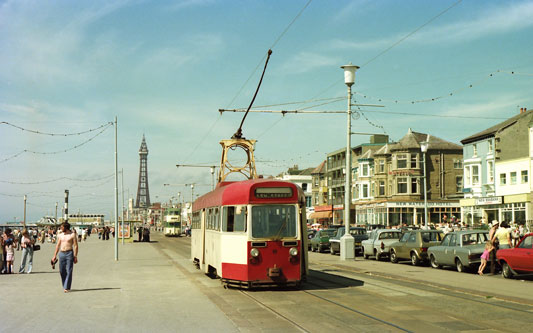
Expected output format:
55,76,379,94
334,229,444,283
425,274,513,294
388,202,457,208
389,170,416,176
475,197,503,205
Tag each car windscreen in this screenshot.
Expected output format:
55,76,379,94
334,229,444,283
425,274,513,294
379,232,401,240
461,233,488,245
421,232,443,242
349,229,366,235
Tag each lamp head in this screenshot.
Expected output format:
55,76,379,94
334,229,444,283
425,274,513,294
341,63,360,87
420,141,429,153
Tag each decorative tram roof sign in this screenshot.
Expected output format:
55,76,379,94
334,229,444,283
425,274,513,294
255,187,293,199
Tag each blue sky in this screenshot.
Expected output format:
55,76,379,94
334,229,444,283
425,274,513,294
1,0,533,222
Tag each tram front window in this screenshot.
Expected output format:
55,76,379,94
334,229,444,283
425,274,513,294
251,205,297,239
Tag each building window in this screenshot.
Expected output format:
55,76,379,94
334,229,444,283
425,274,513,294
411,178,418,194
500,173,506,185
488,140,493,154
465,166,471,187
313,177,319,186
302,183,308,191
472,165,480,186
397,177,408,194
361,164,369,177
362,184,369,198
397,154,407,169
456,176,463,193
487,161,494,184
379,181,385,196
510,172,517,185
379,160,385,173
454,159,463,169
473,144,478,157
522,170,528,183
410,154,417,169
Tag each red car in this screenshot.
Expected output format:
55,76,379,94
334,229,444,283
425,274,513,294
496,233,533,279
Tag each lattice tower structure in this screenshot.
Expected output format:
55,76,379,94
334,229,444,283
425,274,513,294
135,135,151,208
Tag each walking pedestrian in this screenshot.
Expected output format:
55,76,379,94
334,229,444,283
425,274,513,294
489,220,499,274
19,229,35,274
4,228,16,274
495,221,512,249
51,222,79,293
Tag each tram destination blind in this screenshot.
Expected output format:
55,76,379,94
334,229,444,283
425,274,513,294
255,187,293,199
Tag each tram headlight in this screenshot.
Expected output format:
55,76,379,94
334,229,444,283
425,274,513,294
289,247,298,257
250,248,260,258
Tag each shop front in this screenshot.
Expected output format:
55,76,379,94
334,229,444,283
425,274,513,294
460,194,531,227
356,200,461,227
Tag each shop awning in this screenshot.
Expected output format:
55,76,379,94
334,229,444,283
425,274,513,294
309,211,332,219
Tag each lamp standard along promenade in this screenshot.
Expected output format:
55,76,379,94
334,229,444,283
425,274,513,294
420,140,429,228
340,63,359,261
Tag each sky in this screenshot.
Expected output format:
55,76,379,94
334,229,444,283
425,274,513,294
1,0,533,222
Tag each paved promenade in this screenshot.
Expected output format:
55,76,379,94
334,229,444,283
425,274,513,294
0,234,238,333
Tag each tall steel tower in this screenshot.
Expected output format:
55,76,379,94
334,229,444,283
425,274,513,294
135,134,151,208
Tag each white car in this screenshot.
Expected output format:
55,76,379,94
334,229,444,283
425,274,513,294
362,229,402,260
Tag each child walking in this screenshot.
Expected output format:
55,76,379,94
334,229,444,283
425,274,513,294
478,241,493,275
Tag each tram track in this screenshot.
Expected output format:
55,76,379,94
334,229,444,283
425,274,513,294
310,261,533,314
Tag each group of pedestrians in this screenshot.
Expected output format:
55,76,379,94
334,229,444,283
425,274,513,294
1,228,38,274
478,220,527,275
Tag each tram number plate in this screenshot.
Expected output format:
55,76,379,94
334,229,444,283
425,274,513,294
268,267,281,278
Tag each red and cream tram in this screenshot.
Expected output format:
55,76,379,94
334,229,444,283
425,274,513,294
191,179,308,288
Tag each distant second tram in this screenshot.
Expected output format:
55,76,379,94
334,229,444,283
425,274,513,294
191,179,308,288
164,207,182,237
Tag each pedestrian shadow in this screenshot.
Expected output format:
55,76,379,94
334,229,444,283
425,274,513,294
69,287,121,292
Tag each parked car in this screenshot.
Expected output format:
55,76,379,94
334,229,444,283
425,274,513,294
390,230,444,265
361,229,402,260
307,229,317,250
427,230,489,272
310,229,337,253
497,233,533,279
329,227,368,255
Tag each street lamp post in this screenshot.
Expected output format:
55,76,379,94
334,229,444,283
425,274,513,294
420,140,429,228
23,194,27,227
340,62,359,261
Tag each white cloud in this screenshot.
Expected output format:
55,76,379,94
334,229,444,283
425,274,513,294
330,2,533,50
278,52,341,74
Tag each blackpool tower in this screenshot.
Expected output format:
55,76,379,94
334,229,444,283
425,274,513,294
135,134,151,208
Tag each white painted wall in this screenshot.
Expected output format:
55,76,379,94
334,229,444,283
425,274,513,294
495,158,530,196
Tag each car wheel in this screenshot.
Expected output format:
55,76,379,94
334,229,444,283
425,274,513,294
502,262,514,279
456,258,465,273
390,250,398,263
430,255,441,269
318,246,322,253
411,252,420,266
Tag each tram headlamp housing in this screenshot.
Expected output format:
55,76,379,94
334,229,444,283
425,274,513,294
289,247,298,257
250,248,260,258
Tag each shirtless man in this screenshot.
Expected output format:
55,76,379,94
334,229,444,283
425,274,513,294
51,222,78,293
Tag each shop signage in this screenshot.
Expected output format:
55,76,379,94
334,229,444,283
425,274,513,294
475,196,503,205
387,201,458,208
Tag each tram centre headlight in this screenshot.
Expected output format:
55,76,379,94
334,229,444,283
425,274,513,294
289,247,298,257
250,248,260,258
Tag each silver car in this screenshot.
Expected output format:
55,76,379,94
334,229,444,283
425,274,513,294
362,229,402,260
427,230,489,273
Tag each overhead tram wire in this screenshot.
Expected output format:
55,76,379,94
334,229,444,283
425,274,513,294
0,174,115,185
185,0,313,162
310,0,463,99
219,108,508,120
0,122,113,164
0,121,112,136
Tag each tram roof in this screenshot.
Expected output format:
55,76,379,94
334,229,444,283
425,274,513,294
192,179,304,211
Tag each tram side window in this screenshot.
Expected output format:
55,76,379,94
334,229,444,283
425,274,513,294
192,212,201,229
222,206,247,232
